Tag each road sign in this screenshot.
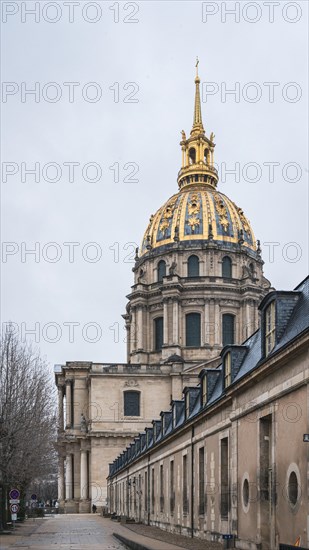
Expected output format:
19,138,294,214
31,493,37,500
9,499,20,504
11,513,17,521
9,489,20,500
10,504,19,513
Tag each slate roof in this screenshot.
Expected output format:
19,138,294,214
109,277,309,478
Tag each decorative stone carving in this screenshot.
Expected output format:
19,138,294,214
124,379,139,387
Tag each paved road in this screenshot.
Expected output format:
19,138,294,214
0,514,126,550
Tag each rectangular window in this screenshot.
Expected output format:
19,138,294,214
220,438,229,519
124,391,140,416
224,353,231,388
260,416,272,502
186,313,201,347
151,468,155,514
183,455,188,514
170,460,175,514
265,302,276,356
160,464,164,512
144,471,148,512
154,317,164,351
222,314,235,346
199,447,205,515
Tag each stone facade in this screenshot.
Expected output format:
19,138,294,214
54,68,271,514
108,277,309,549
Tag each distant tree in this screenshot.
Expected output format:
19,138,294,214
0,326,57,525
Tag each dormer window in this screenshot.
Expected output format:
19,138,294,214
202,375,207,406
265,301,276,356
173,406,177,426
185,393,190,419
224,352,231,388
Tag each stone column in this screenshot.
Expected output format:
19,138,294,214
65,380,72,428
245,300,251,340
65,454,73,500
58,455,65,502
173,301,179,343
80,450,88,500
163,301,168,344
131,307,136,353
204,301,210,345
137,306,143,349
214,301,220,346
57,386,64,431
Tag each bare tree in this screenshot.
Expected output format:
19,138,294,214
0,325,57,524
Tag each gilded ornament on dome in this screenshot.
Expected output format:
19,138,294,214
188,193,201,216
237,207,250,233
214,194,229,232
186,215,200,231
159,218,170,235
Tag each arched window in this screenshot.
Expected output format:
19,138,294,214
222,256,232,278
188,255,199,277
189,148,196,164
157,260,166,282
154,317,163,351
124,391,140,416
222,314,235,346
186,313,201,347
204,148,208,164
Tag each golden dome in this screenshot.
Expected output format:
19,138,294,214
140,184,256,256
140,64,257,258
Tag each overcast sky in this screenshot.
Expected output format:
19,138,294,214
1,0,308,369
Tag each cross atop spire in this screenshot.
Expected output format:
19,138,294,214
191,57,204,136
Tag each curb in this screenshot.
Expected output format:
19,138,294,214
113,532,152,550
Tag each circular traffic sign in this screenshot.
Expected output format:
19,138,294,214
10,504,19,513
31,494,37,501
9,489,20,500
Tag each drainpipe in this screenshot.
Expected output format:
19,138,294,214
191,425,195,538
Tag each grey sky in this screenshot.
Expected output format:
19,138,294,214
1,0,308,367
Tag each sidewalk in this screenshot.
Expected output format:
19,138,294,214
0,518,45,550
110,518,223,550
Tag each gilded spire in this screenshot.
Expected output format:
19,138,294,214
191,57,204,136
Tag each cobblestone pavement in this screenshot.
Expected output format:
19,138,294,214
0,514,126,550
124,522,223,550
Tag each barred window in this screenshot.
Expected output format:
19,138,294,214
183,455,188,513
124,391,140,416
199,447,205,515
